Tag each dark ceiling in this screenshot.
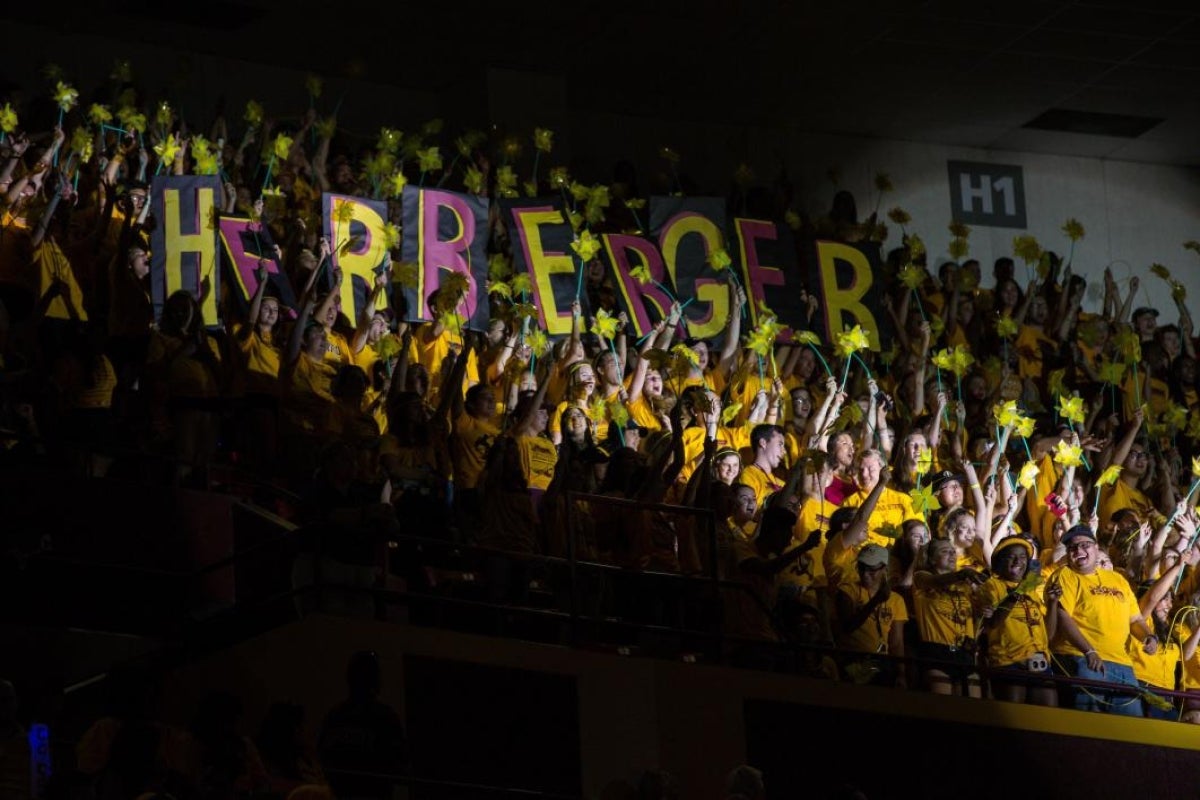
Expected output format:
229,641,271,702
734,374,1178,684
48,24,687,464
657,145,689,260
5,0,1200,165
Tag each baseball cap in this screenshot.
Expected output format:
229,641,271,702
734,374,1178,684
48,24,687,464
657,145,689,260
1061,525,1096,546
931,470,963,491
857,543,889,568
1132,307,1159,321
993,535,1035,560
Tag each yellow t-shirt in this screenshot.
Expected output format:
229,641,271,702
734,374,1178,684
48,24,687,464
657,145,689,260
236,325,281,395
835,583,908,654
1130,628,1182,691
979,577,1051,667
1099,478,1166,532
913,575,978,647
410,325,481,404
283,354,336,433
1015,324,1054,379
843,486,922,547
323,327,352,367
627,395,662,432
518,434,558,491
73,355,118,410
1121,370,1169,422
779,498,831,597
451,411,501,490
33,237,89,321
1024,453,1060,551
740,463,785,510
679,425,751,484
1052,567,1140,666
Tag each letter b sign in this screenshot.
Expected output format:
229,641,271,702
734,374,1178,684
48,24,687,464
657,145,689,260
947,160,1026,229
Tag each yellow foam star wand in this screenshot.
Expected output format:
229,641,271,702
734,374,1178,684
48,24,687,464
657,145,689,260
915,447,933,477
1017,460,1040,490
834,325,871,391
909,484,940,516
1092,464,1122,515
1052,440,1083,469
592,309,620,340
1057,395,1086,426
0,103,16,138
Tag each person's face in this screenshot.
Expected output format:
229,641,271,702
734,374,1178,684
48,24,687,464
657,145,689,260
303,326,327,358
938,479,964,508
258,298,280,328
964,262,981,288
1029,296,1048,324
905,524,930,550
957,298,974,324
1136,313,1157,338
573,365,595,394
791,389,813,419
129,249,149,279
904,434,926,460
859,562,886,590
760,431,785,469
1161,331,1181,358
931,541,957,573
690,342,709,371
968,375,987,400
533,406,549,433
364,313,387,343
1067,537,1098,573
716,454,741,485
732,487,757,523
565,407,588,438
1156,594,1174,621
950,514,975,547
469,389,496,418
833,433,855,468
855,454,881,490
128,189,147,212
997,546,1029,582
1124,445,1150,476
1000,281,1019,308
486,320,505,346
334,162,354,186
796,348,816,380
409,365,430,397
1181,359,1198,384
598,354,620,384
323,301,339,327
645,369,663,396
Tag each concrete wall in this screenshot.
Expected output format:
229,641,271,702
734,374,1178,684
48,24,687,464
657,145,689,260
158,615,1200,800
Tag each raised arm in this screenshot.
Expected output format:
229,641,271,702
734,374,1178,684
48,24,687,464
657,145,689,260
353,271,389,354
240,261,271,341
285,294,316,367
714,281,748,382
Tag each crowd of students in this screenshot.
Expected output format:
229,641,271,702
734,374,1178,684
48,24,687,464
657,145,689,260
4,77,1200,732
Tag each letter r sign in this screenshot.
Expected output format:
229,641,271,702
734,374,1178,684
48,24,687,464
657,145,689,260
947,160,1027,229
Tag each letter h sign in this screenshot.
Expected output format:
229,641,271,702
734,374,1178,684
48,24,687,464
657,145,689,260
947,160,1027,229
